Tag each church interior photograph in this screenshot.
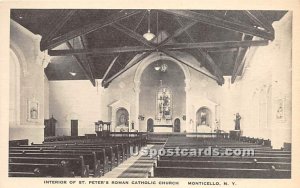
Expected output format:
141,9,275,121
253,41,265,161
7,9,292,178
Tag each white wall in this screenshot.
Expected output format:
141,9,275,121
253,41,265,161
49,80,103,136
44,75,49,119
227,12,292,148
9,20,47,144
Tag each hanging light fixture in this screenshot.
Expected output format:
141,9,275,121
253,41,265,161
69,71,77,76
69,39,77,76
154,52,162,71
154,64,161,71
154,53,168,72
69,63,77,76
154,63,168,72
143,10,155,41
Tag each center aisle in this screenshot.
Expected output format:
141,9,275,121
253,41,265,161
103,145,163,178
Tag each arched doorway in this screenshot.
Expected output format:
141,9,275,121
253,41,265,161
147,118,154,132
196,107,212,127
116,108,129,132
134,52,193,132
139,60,186,132
174,118,181,132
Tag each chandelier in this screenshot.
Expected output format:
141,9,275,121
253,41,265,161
143,10,155,41
154,63,168,72
154,52,167,72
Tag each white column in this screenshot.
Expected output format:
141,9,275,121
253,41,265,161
185,79,192,132
134,81,140,131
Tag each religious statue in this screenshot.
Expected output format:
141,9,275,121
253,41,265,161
200,111,207,125
30,107,38,119
119,114,128,127
234,113,241,130
215,120,220,130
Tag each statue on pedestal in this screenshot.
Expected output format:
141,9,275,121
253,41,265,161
200,111,207,125
234,113,241,130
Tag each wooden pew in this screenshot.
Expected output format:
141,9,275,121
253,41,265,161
10,152,102,177
9,164,69,177
9,134,145,178
9,139,29,147
153,136,291,179
42,137,142,153
9,156,89,177
157,160,291,170
42,141,135,157
159,156,291,163
10,147,112,173
162,147,291,156
33,142,132,163
153,166,291,178
33,142,130,162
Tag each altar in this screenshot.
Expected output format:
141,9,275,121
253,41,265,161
153,125,173,132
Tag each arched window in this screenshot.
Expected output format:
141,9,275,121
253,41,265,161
156,86,172,120
9,49,21,126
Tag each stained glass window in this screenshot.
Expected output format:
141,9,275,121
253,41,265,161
156,87,172,120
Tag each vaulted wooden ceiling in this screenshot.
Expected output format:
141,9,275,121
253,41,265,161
11,9,287,87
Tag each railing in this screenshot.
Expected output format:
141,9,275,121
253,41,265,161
147,132,229,138
42,132,272,148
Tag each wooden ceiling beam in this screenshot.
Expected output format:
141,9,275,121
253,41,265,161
163,40,268,50
48,40,267,56
97,22,155,88
231,35,252,83
79,36,96,85
161,49,219,82
207,48,238,53
103,52,152,88
231,34,246,80
244,10,274,33
175,16,224,85
111,23,155,48
231,48,248,84
231,47,244,83
101,55,120,86
48,46,154,56
162,10,274,40
41,10,76,48
134,10,147,32
66,41,96,86
157,20,197,47
41,10,141,51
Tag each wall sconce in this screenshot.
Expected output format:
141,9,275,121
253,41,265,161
138,115,145,121
182,115,186,121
